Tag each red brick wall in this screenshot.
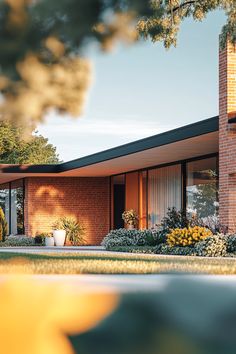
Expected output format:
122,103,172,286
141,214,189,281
219,40,236,232
24,177,110,245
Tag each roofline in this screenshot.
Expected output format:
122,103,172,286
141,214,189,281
0,116,219,174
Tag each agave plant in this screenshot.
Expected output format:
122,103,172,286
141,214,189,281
53,217,85,246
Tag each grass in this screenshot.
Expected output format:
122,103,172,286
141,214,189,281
0,250,236,274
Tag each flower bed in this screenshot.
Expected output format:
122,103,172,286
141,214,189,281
101,208,236,258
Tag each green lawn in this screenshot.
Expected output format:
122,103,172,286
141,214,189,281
0,251,236,274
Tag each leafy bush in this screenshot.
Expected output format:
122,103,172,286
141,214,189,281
160,207,189,234
107,246,157,254
0,236,35,247
195,234,227,257
34,235,43,245
154,244,196,256
226,234,236,253
167,226,212,247
101,228,163,250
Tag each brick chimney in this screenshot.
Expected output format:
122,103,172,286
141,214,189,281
219,39,236,232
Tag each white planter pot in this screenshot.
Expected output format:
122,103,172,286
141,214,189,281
45,237,54,247
53,230,66,247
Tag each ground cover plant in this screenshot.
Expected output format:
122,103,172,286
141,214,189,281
0,236,36,247
1,251,236,275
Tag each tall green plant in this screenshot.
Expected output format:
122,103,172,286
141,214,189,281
53,217,85,246
0,207,8,242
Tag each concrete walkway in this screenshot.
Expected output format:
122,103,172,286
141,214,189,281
0,246,106,253
0,273,235,293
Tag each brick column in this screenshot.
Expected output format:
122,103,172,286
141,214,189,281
219,39,236,232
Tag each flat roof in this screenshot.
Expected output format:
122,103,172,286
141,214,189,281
0,116,219,175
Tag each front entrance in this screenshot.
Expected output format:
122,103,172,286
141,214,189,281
113,175,125,229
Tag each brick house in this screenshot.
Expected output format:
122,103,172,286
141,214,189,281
0,40,235,245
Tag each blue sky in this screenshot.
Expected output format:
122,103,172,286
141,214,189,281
38,11,226,162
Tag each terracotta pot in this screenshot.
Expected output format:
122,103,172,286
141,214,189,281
127,224,135,230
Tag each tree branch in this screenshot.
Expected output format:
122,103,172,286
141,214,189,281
172,0,198,13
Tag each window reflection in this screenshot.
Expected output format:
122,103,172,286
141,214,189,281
186,157,218,219
11,179,24,235
0,179,24,235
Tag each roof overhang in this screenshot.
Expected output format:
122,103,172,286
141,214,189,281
0,116,219,182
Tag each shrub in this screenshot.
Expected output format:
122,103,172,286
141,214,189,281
154,243,196,256
107,246,157,254
195,234,227,257
0,236,35,247
34,235,43,245
167,226,212,247
226,234,236,253
0,207,8,242
161,207,189,232
101,228,163,250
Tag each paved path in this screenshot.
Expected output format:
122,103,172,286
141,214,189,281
0,273,236,293
0,246,106,253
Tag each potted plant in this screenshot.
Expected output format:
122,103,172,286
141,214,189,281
122,209,139,229
52,219,66,247
40,232,54,247
60,217,85,246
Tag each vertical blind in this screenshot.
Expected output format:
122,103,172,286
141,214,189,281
148,164,182,227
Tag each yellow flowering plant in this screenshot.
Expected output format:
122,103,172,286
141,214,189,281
167,226,212,247
122,209,139,226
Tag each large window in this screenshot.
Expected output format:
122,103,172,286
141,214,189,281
148,164,182,227
186,157,218,219
0,179,24,235
111,155,219,230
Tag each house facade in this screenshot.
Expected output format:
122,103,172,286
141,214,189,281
0,40,235,244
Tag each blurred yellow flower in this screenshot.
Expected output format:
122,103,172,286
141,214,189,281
0,276,118,354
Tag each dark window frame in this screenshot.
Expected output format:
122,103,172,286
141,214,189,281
0,178,25,235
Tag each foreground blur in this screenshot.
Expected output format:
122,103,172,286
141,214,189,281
1,275,236,354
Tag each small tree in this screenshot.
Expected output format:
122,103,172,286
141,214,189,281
0,207,8,242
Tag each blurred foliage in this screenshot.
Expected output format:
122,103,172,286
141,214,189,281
0,275,117,354
70,278,236,354
0,0,234,129
0,120,59,163
2,272,236,354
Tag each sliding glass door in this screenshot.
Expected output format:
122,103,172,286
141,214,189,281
148,164,182,228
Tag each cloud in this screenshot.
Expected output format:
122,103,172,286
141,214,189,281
37,114,174,161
